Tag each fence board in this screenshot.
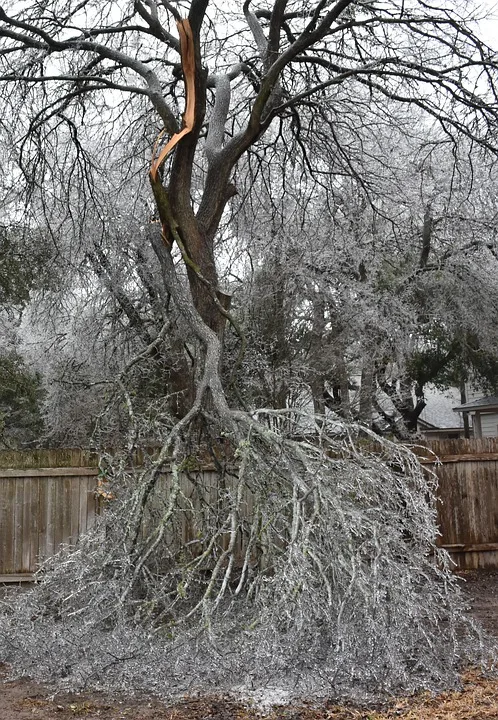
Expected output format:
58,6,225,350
0,448,98,470
13,479,23,574
0,478,15,575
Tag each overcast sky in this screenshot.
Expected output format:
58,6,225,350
478,1,498,48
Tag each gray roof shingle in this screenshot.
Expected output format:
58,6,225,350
453,395,498,412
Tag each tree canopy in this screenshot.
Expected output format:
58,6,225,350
1,0,497,430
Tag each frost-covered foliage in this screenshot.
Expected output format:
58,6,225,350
0,418,492,702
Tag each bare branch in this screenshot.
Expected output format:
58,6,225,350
205,73,230,162
0,6,179,132
243,0,268,58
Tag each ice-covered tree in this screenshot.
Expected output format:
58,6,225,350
0,0,497,701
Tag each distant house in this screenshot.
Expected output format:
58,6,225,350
453,396,498,439
417,386,468,439
418,417,467,439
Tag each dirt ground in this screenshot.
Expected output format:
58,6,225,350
458,569,498,637
0,571,497,720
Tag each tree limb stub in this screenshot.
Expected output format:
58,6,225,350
150,18,196,182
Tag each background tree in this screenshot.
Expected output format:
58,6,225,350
224,121,498,437
0,221,59,444
0,350,44,446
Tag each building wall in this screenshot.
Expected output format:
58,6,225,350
420,427,467,440
480,412,498,438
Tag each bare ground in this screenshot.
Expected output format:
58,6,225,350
0,571,497,720
458,569,498,637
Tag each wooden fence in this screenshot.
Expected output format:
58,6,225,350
0,449,232,582
0,450,99,582
1,439,498,580
417,438,498,569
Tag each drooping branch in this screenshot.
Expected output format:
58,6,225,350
149,172,243,365
147,223,231,419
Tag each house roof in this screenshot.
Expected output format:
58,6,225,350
418,418,463,431
419,386,465,428
453,395,498,412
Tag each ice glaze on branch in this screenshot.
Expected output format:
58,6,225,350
205,73,230,161
243,0,269,59
133,0,181,49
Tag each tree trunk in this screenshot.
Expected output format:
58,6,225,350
308,296,327,415
359,363,374,427
460,380,470,439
